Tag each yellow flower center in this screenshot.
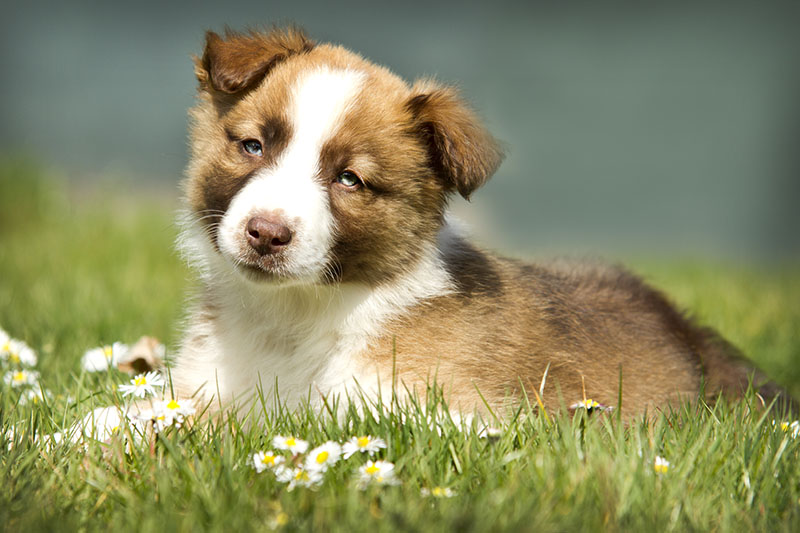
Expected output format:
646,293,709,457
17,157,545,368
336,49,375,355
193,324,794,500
286,437,296,446
167,399,180,410
103,346,113,359
13,371,25,382
366,464,380,475
316,451,329,464
1,342,10,353
781,422,790,431
134,376,147,386
262,454,275,465
9,353,20,364
431,487,444,496
654,463,669,473
357,436,370,448
294,470,309,481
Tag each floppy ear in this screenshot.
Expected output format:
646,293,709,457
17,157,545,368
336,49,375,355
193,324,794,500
406,80,503,199
194,27,314,94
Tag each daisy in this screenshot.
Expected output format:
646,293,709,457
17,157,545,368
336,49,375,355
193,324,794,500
570,398,614,413
654,456,670,474
1,338,37,367
776,420,800,438
0,329,11,363
304,441,342,472
81,342,129,372
253,450,285,473
165,397,196,418
421,486,455,498
272,435,309,455
478,426,503,440
357,460,400,489
133,407,157,428
78,406,132,442
140,398,195,432
275,465,323,491
4,369,39,387
20,387,52,405
118,371,165,398
270,512,289,529
342,435,387,459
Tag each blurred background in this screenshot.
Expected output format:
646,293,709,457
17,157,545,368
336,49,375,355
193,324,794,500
1,0,798,260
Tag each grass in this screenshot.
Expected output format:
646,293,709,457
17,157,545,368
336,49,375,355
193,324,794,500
1,160,799,532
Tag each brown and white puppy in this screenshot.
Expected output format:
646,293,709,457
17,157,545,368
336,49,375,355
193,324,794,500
174,27,782,419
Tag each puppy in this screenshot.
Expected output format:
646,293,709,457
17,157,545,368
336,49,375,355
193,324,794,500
173,27,782,419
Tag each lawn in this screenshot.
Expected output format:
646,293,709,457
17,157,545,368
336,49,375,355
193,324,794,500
1,160,799,531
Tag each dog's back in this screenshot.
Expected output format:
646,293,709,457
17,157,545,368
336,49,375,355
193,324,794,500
363,238,780,414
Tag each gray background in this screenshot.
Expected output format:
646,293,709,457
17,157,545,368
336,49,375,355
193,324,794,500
1,0,798,259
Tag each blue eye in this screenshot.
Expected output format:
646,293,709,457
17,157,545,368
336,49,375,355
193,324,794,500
336,171,362,188
242,139,263,156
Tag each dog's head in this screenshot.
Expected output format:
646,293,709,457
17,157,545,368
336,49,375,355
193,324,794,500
185,28,502,286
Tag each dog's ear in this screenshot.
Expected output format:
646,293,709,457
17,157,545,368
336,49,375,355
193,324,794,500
406,80,503,199
194,27,314,94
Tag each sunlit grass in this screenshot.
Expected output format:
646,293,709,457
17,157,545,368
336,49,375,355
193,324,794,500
1,161,799,531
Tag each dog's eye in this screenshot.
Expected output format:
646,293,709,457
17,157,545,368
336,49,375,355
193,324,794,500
336,171,362,188
242,139,263,157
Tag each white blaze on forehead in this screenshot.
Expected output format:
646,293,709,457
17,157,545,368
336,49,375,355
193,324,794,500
291,67,365,153
218,67,365,281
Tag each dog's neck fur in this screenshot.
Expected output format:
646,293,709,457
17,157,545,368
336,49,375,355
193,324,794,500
174,215,455,409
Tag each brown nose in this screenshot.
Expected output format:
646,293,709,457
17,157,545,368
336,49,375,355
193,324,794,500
245,216,292,256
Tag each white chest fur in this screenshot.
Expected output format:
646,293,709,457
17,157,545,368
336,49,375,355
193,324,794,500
174,221,454,411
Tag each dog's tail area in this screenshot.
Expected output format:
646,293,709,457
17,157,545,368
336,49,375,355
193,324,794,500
696,326,797,415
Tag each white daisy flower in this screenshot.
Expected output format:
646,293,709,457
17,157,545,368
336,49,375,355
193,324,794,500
774,420,800,438
304,441,342,472
134,397,195,433
342,435,388,459
275,465,323,491
164,397,196,421
76,406,138,443
81,342,129,372
272,435,309,455
252,450,285,473
269,511,289,529
421,486,455,498
118,371,165,398
0,329,11,362
357,460,400,489
654,456,670,474
27,406,145,451
1,338,37,367
478,426,503,440
133,407,156,427
4,369,40,387
20,387,52,405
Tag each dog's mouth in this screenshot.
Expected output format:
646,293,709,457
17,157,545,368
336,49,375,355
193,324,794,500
233,251,294,282
230,246,328,286
213,214,330,285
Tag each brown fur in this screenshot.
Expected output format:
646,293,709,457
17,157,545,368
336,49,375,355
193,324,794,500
406,80,504,200
198,27,314,94
182,27,789,418
364,243,781,414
